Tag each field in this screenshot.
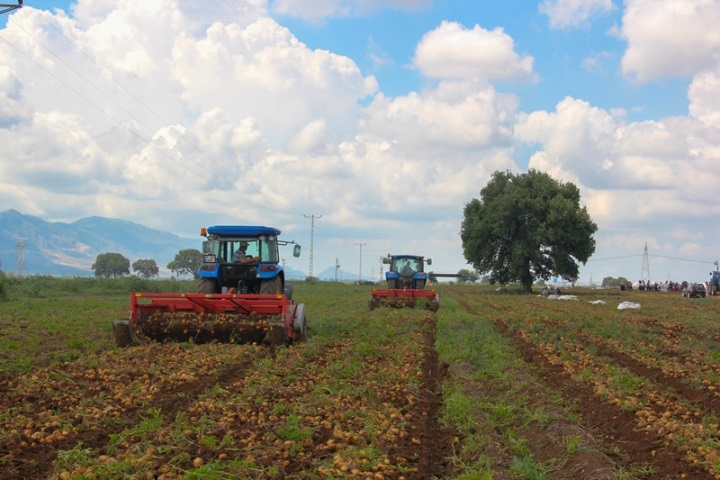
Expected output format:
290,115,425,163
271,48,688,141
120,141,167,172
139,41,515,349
2,280,720,479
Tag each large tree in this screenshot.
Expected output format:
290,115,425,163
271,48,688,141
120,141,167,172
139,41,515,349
92,252,131,278
461,169,598,293
132,259,159,279
167,249,203,279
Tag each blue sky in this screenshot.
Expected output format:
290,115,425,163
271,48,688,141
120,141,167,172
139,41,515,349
1,0,719,284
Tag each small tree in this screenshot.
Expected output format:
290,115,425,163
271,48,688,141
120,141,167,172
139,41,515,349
461,169,597,293
167,249,203,279
457,268,479,283
132,259,159,279
92,252,130,278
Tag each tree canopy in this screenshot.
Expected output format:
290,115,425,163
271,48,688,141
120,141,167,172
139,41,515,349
460,169,598,293
132,259,159,279
167,249,203,279
92,252,131,278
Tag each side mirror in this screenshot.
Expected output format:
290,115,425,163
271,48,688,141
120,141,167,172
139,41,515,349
382,257,390,264
293,244,301,257
202,241,211,254
426,258,432,265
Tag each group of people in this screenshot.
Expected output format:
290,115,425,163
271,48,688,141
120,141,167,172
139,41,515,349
621,280,688,292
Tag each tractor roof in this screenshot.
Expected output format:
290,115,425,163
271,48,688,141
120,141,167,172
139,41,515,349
207,226,281,237
389,254,424,259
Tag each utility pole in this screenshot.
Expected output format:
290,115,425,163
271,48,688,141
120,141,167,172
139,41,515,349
335,258,340,282
355,242,366,283
641,242,650,284
304,214,322,278
1,1,23,15
15,238,27,277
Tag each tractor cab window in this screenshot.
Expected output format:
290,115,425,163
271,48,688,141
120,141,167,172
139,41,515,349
400,259,417,275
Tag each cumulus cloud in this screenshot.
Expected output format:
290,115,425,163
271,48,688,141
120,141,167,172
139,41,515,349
514,95,720,250
0,66,30,126
689,67,720,127
539,0,614,29
270,0,431,22
413,21,536,81
621,0,720,82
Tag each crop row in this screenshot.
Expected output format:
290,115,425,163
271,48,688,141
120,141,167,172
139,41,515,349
445,286,720,479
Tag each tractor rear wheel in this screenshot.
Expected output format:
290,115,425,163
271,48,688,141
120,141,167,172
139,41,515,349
197,278,218,294
260,276,282,295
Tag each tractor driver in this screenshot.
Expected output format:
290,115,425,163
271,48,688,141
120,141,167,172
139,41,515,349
232,241,260,264
401,261,415,276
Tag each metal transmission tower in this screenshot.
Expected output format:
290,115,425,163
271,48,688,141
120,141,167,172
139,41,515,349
304,214,322,278
1,1,22,15
15,238,27,276
335,258,340,282
355,242,366,283
641,242,650,284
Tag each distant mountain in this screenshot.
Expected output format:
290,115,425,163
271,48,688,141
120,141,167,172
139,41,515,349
0,209,199,276
0,209,313,279
316,266,373,282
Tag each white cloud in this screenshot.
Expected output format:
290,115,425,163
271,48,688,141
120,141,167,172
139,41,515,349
689,66,720,127
413,21,536,81
539,0,614,29
0,66,30,126
621,0,720,82
270,0,431,22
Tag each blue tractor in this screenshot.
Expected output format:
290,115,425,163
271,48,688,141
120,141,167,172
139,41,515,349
113,225,306,347
370,254,439,311
196,225,301,296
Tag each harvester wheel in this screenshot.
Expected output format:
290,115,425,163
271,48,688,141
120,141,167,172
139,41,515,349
284,283,294,301
197,278,218,294
293,303,307,341
113,319,133,347
260,276,282,295
369,298,379,310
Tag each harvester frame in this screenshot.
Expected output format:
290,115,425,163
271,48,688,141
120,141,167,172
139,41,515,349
113,292,306,347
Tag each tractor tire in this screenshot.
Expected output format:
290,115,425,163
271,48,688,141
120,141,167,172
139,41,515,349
416,279,426,289
284,283,294,301
293,303,307,341
197,278,218,294
260,276,283,295
387,279,397,289
113,320,133,347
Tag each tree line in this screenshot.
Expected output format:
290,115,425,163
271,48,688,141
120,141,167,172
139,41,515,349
91,249,203,279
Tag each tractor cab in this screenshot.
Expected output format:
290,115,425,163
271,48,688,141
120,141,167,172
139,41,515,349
198,226,300,295
383,254,431,289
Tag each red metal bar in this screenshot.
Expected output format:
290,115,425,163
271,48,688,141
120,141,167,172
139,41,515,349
129,292,291,324
370,289,438,300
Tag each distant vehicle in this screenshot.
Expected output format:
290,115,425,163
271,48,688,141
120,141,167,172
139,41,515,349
682,283,706,298
370,254,438,311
